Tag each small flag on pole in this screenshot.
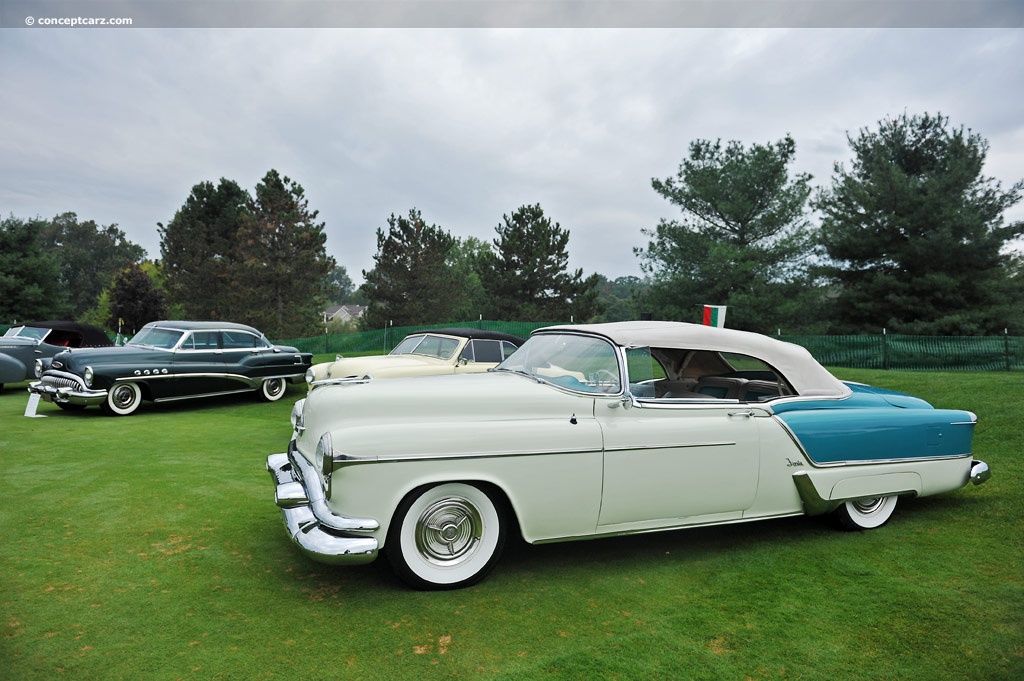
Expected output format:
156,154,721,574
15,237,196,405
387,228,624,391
702,305,727,328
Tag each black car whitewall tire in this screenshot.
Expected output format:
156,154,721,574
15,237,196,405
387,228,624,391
101,382,143,416
833,495,899,531
259,377,287,402
387,482,506,590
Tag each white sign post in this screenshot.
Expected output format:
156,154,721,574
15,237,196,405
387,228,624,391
24,392,47,418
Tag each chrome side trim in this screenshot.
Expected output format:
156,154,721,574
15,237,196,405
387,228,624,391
604,441,736,453
325,444,605,468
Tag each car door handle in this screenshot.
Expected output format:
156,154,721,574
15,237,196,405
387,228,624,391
728,410,755,418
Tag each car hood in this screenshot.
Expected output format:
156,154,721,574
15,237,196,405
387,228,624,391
323,353,445,377
294,371,597,460
48,345,161,373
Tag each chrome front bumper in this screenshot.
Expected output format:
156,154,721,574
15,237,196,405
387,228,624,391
28,376,107,405
266,450,379,566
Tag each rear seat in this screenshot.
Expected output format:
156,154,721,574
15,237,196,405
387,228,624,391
695,376,748,399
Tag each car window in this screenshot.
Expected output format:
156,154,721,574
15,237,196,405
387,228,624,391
413,335,459,360
391,335,425,355
6,326,48,341
630,347,793,401
128,327,184,349
182,331,220,350
222,331,263,349
497,333,621,394
500,341,518,360
466,339,504,363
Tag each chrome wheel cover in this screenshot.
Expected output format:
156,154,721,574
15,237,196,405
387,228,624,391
110,384,139,409
415,496,482,567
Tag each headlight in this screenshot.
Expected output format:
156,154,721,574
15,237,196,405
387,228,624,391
290,399,305,434
33,359,44,378
314,431,333,476
84,366,94,387
305,367,315,384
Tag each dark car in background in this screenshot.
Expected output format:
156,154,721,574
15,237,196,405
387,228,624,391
1,321,113,391
29,320,312,415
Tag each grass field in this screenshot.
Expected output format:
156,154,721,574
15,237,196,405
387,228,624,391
1,368,1021,680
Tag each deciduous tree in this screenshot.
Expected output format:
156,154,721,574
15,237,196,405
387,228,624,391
38,212,146,319
0,215,67,322
106,263,168,333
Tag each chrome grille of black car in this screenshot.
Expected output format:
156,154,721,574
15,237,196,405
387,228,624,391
42,374,85,390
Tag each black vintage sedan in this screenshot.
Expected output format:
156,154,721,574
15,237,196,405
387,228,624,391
29,320,312,416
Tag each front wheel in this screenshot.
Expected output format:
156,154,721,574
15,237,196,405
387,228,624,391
833,495,899,531
258,377,287,402
387,482,506,590
101,382,143,416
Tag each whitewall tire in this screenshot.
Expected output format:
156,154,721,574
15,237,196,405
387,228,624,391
833,495,899,531
101,382,143,416
387,482,506,590
259,377,287,402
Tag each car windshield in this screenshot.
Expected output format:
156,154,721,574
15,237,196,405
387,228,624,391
389,334,460,360
127,327,184,349
4,326,48,341
495,333,621,393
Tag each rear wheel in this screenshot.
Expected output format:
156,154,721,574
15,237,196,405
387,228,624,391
258,377,287,402
101,382,143,416
387,482,506,590
833,495,898,531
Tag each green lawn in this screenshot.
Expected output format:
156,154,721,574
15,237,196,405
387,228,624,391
1,369,1021,680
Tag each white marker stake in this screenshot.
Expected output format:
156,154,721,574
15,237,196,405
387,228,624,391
24,392,47,418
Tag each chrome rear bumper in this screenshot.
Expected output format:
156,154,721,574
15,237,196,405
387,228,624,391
266,451,379,565
970,460,991,486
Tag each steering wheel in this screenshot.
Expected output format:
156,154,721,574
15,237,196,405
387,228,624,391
592,369,619,393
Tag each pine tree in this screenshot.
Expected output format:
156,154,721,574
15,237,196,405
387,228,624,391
637,135,817,332
815,112,1024,334
234,170,336,338
158,179,249,320
361,209,460,329
480,204,601,321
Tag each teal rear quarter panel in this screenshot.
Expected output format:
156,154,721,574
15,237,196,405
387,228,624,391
772,383,976,465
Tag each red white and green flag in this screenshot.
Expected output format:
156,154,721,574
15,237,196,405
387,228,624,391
702,305,727,328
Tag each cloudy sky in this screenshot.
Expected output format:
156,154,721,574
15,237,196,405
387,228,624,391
2,1,1022,286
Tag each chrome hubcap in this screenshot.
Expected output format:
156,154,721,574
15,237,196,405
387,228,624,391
852,497,884,514
112,385,136,408
415,497,482,566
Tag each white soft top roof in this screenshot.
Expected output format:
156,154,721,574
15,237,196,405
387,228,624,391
538,321,850,398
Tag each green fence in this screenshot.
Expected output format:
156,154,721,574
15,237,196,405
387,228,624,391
780,333,1024,371
277,320,565,357
278,322,1024,371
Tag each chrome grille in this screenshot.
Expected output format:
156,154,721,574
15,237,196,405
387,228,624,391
42,374,86,390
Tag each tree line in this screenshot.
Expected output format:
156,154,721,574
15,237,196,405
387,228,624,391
2,111,1022,339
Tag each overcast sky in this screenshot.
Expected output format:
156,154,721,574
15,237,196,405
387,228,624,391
2,2,1022,286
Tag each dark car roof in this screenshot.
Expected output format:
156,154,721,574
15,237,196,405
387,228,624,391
25,321,113,347
412,328,524,345
143,320,264,335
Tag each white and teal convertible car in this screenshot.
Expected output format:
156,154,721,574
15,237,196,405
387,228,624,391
267,322,990,590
